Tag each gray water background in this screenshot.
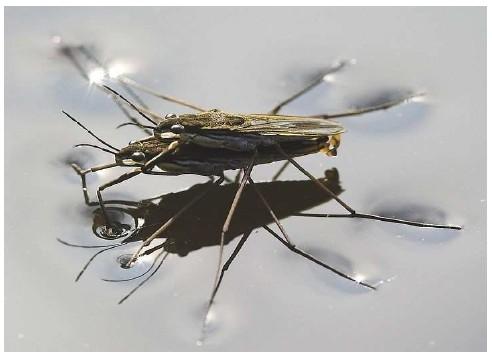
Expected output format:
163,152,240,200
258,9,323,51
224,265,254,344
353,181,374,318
5,7,486,351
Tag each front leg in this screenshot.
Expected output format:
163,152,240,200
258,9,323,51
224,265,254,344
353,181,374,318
140,140,180,173
73,142,181,237
96,169,143,237
71,162,118,206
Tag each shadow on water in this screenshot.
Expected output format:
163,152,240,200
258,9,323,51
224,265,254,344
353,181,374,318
343,89,429,135
60,165,459,297
92,168,344,257
56,43,460,315
61,168,385,305
372,202,461,244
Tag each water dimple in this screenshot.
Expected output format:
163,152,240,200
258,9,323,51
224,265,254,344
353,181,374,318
93,208,139,240
96,222,132,240
96,249,159,282
117,254,135,269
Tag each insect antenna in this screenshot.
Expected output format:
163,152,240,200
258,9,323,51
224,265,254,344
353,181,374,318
75,244,124,282
74,143,118,155
101,84,158,126
57,237,121,249
116,122,156,130
61,110,120,152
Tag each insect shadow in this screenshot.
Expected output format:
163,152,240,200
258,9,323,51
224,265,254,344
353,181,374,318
93,168,344,256
60,169,371,305
370,202,461,244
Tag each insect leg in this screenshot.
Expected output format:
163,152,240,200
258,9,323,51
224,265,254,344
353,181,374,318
292,212,462,230
247,177,293,245
210,155,256,297
71,162,119,206
140,140,180,173
262,225,376,290
77,45,150,111
112,100,154,136
102,85,158,126
59,44,153,135
208,230,252,305
271,161,290,181
139,170,180,176
126,175,226,266
94,141,180,226
275,146,461,230
233,169,242,183
96,169,143,230
118,249,170,305
198,230,252,344
275,144,356,214
269,61,349,115
200,154,256,342
102,247,165,282
76,44,208,112
309,92,423,120
118,77,208,112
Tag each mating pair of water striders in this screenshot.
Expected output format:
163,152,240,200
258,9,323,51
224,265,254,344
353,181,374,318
58,43,461,340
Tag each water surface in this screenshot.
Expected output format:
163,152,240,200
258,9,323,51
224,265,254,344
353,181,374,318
5,7,486,351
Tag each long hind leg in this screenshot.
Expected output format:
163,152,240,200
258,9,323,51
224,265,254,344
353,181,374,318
262,225,375,290
197,229,252,344
275,145,461,230
269,60,349,115
77,44,207,112
267,62,420,181
126,175,226,266
267,58,421,119
246,177,374,289
58,44,153,135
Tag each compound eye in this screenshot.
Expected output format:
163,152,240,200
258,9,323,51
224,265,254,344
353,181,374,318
170,124,185,134
131,151,146,162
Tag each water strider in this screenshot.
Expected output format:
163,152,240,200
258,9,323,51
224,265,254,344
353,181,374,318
58,43,461,341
